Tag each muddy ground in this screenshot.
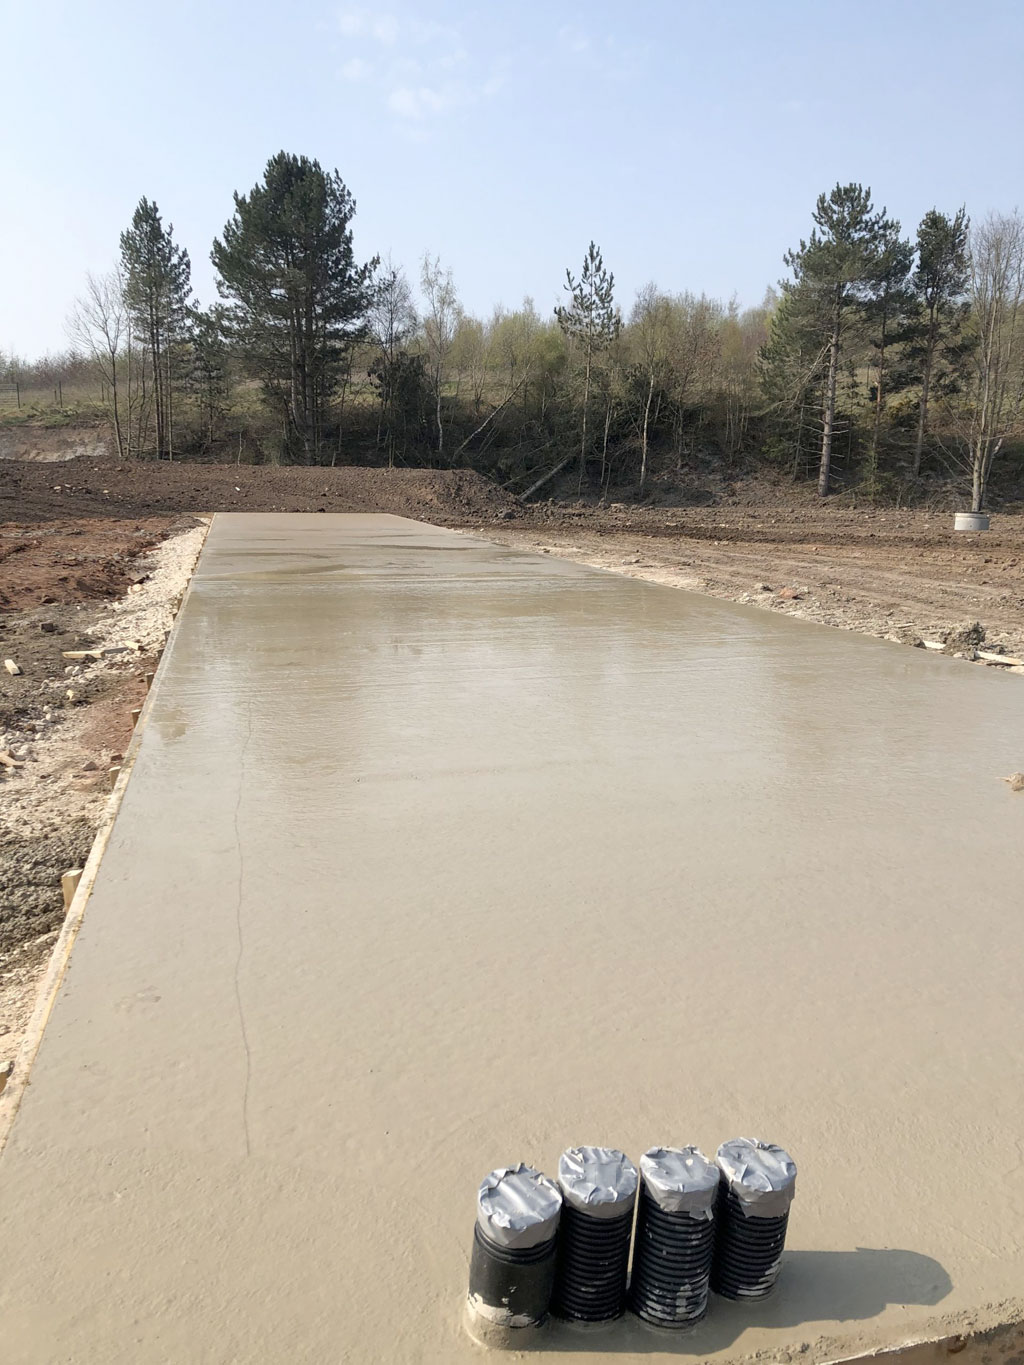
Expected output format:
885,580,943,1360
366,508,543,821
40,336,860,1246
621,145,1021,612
2,457,1022,1070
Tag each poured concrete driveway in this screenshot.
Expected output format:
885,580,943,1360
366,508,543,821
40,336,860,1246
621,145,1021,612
0,513,1022,1363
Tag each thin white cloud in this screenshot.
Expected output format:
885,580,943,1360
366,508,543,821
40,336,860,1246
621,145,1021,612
373,14,399,44
338,7,398,42
341,56,372,80
557,24,590,55
337,7,453,46
388,86,452,119
336,4,503,130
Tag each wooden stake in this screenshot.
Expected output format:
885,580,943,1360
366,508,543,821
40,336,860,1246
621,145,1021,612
108,765,121,791
61,869,83,911
130,708,142,727
978,650,1024,667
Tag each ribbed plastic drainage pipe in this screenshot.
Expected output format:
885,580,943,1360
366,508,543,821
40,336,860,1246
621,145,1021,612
551,1146,638,1322
628,1145,719,1328
711,1137,797,1300
466,1164,562,1340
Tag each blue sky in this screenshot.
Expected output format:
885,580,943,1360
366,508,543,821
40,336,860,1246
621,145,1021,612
2,0,1022,356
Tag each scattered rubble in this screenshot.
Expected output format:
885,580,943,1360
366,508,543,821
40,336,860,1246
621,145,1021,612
943,622,987,657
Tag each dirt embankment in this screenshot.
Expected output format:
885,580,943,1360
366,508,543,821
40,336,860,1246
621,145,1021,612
0,425,111,465
0,458,521,524
4,457,1023,659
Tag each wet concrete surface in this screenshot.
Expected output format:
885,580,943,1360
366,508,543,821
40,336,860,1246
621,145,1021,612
0,513,1022,1363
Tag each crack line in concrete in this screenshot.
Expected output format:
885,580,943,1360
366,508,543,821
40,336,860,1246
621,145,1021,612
232,700,255,1158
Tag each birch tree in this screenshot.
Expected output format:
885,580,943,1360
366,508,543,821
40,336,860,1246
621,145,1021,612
954,212,1024,511
627,284,674,490
421,254,461,458
66,269,128,459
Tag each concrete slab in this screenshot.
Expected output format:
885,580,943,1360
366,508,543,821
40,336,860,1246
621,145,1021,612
0,512,1022,1364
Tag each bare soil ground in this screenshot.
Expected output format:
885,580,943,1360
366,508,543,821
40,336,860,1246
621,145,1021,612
0,458,521,524
2,458,1022,1075
477,502,1024,663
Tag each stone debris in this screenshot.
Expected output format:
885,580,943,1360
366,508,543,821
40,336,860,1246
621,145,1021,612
943,621,986,657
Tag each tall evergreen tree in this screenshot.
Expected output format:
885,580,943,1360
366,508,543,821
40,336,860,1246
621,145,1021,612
186,305,231,449
211,152,376,463
556,242,619,490
864,220,914,487
781,185,889,495
758,288,828,477
910,207,971,475
119,198,191,459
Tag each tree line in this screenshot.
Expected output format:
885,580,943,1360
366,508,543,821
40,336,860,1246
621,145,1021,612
5,153,1023,509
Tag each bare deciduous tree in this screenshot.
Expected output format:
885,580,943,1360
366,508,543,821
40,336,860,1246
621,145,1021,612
421,254,461,458
368,260,418,466
66,269,127,459
947,212,1024,512
628,283,674,491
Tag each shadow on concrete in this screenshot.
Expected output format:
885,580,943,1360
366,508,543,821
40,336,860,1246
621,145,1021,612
543,1247,953,1355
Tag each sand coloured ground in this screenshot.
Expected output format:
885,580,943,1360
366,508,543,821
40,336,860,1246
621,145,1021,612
0,513,1021,1363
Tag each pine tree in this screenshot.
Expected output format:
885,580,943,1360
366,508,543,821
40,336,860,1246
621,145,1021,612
910,208,971,475
186,306,231,449
781,185,889,495
758,288,828,478
556,242,619,491
864,220,914,489
119,199,191,459
211,152,376,463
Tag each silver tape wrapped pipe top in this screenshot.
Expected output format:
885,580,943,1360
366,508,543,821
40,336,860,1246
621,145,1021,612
557,1146,639,1219
715,1138,797,1218
638,1145,719,1220
476,1164,563,1249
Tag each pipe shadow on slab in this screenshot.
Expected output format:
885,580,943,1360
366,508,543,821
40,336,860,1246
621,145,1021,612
542,1248,953,1355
